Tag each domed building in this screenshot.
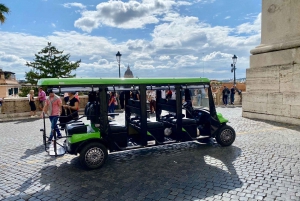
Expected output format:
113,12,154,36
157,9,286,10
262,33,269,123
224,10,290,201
124,65,134,78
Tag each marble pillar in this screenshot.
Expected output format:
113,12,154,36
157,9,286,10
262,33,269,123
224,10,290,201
243,0,300,124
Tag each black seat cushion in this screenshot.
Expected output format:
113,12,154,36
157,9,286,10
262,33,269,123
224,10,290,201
127,99,141,107
147,121,164,129
110,125,127,133
67,124,87,135
171,118,197,125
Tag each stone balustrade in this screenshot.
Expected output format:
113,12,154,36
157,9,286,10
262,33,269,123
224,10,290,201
0,93,243,120
0,96,88,119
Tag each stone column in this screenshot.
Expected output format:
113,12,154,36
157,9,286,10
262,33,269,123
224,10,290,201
243,0,300,124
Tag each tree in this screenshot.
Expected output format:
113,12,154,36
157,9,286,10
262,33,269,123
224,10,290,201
19,86,38,97
0,3,10,24
25,42,81,84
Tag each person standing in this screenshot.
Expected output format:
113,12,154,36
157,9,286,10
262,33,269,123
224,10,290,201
0,97,4,113
119,91,125,110
108,92,117,118
148,90,156,113
132,90,140,100
166,89,172,99
63,91,79,122
28,90,37,117
222,86,230,106
42,89,62,142
230,86,236,105
195,90,202,106
38,87,46,111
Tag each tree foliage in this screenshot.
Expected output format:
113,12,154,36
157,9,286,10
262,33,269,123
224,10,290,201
0,3,10,24
19,86,38,97
25,42,81,84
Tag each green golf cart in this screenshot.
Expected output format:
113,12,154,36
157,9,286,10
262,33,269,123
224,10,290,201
38,77,235,170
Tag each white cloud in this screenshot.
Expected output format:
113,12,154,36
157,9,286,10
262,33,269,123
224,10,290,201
174,55,199,68
203,51,232,61
0,4,262,80
193,0,216,4
51,23,56,28
237,13,261,34
74,0,178,32
159,55,170,61
128,52,152,60
224,16,231,20
63,2,86,10
133,61,155,69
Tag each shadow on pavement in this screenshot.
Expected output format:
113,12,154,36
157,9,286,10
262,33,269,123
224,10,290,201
20,145,45,160
13,118,41,124
244,117,300,132
13,142,242,201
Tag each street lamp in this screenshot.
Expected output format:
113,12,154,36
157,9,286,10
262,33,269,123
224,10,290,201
116,51,122,78
231,54,237,85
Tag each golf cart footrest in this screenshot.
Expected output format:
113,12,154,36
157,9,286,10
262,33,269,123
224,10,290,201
196,135,210,139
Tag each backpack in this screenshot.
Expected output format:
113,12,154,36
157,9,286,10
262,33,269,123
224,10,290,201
226,89,230,95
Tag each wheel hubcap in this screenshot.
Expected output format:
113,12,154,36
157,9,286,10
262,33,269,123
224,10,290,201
85,147,104,167
220,129,234,144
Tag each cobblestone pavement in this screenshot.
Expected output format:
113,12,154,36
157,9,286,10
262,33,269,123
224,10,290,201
0,107,300,201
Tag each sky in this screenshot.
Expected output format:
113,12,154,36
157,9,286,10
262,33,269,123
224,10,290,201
0,0,262,80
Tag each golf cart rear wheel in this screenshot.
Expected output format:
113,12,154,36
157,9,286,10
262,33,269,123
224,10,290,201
79,142,108,170
216,125,236,147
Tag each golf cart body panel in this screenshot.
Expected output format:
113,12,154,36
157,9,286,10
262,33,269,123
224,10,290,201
217,113,229,123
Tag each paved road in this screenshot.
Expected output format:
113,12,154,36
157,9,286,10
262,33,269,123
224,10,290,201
0,107,299,201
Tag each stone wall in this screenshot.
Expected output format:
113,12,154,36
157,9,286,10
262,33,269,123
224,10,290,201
0,96,88,119
243,54,300,124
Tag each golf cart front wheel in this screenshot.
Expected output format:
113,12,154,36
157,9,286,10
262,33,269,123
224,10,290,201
79,142,108,170
216,125,236,146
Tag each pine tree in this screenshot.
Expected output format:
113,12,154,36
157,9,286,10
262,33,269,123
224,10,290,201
25,42,81,84
0,3,10,24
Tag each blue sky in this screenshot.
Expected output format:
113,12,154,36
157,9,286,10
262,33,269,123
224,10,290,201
0,0,261,80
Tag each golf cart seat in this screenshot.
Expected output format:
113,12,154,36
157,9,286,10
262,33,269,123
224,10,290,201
109,123,127,133
109,123,128,148
171,118,198,139
66,123,87,136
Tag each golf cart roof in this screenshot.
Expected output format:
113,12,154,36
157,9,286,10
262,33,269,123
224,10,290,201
37,77,211,87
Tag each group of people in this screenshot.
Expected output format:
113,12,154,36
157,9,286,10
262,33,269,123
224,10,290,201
222,86,237,106
43,89,79,142
27,87,80,143
27,87,47,117
107,90,141,118
108,89,158,115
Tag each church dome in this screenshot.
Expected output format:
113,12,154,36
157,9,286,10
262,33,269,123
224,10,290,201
124,65,134,78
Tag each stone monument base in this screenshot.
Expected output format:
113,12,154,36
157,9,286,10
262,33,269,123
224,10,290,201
242,47,300,125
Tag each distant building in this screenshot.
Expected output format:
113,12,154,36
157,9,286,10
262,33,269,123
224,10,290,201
124,65,134,78
0,69,21,97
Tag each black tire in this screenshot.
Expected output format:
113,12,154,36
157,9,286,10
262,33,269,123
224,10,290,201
215,125,236,146
79,142,108,170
